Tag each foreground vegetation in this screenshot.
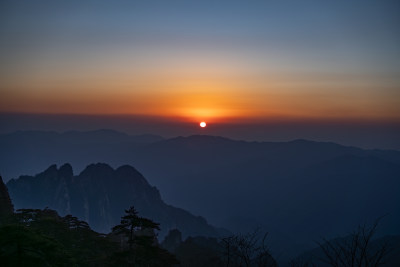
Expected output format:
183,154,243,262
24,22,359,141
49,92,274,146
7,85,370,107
0,207,177,266
0,206,394,266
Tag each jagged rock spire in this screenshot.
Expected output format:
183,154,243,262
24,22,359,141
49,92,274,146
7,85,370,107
0,175,14,217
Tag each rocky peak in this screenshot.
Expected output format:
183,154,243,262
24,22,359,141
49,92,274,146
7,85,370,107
115,165,149,186
7,163,224,238
0,175,14,217
80,163,114,180
44,164,58,174
59,163,73,178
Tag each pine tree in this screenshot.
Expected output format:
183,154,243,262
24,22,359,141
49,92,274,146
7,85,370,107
112,206,160,249
110,206,178,266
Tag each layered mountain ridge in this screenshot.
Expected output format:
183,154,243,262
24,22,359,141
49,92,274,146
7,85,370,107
6,163,225,239
2,130,400,258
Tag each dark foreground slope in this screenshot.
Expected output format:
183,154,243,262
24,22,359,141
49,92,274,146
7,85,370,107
6,163,225,239
0,176,13,218
290,235,400,267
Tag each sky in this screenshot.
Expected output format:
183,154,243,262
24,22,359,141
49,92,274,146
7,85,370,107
0,0,399,147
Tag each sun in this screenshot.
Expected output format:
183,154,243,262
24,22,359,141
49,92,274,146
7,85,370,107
199,122,207,128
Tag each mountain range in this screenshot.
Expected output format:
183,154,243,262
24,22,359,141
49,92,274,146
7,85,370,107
1,130,400,258
6,163,226,239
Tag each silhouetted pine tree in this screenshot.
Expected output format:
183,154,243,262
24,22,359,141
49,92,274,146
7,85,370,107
111,206,178,267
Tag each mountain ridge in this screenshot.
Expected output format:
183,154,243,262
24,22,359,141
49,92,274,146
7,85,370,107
1,130,400,257
6,163,226,239
2,130,400,182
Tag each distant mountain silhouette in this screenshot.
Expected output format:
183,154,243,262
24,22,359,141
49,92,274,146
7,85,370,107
130,135,400,255
1,131,400,257
0,130,163,180
6,163,226,239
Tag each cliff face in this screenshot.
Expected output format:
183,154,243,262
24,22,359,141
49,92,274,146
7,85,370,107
6,163,223,239
0,175,14,217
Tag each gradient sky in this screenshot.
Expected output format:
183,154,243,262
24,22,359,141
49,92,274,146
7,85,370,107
1,0,400,124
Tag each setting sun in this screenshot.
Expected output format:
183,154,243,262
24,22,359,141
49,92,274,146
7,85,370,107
199,122,207,128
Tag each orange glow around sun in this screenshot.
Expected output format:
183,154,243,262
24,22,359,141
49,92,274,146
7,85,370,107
1,65,399,124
